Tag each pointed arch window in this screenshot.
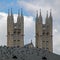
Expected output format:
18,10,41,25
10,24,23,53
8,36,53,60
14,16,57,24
42,57,47,60
12,55,17,59
42,32,45,35
46,32,49,35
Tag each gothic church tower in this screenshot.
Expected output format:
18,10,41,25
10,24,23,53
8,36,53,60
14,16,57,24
36,10,53,52
7,9,24,47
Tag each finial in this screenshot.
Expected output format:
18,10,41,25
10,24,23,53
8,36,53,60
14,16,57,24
21,8,23,16
11,8,13,15
50,9,52,12
35,10,38,21
46,10,48,24
39,9,42,18
50,9,52,17
8,9,10,16
31,40,32,44
36,10,38,17
40,9,41,16
18,9,20,16
46,10,48,17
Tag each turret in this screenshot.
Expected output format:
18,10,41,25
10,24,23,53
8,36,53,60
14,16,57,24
20,8,24,47
35,10,38,34
17,9,21,28
17,9,21,22
10,8,14,34
17,8,24,47
20,8,24,30
7,8,14,47
48,9,53,52
35,9,53,52
49,9,52,19
38,9,42,35
21,8,24,19
10,8,14,24
36,10,38,21
36,9,43,48
45,11,49,25
17,8,24,26
7,9,10,24
49,9,53,35
7,8,14,33
38,9,42,23
7,9,10,34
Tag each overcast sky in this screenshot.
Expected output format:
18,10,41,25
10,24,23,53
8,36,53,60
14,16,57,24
0,0,60,55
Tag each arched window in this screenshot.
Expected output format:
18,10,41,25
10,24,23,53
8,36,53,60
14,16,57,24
42,57,47,60
46,32,49,35
12,55,17,59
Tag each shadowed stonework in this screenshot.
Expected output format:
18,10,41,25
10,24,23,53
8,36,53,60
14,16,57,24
0,46,60,60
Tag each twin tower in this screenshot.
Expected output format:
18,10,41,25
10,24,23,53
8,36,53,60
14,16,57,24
36,10,53,52
7,9,53,52
7,9,24,47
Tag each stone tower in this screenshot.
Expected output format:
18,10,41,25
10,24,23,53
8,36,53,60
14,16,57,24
7,9,24,47
35,10,53,52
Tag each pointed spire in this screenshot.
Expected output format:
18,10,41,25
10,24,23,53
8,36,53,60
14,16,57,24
49,9,52,18
10,8,14,22
7,9,10,20
46,10,48,18
31,40,32,44
46,10,49,24
17,9,21,23
36,10,38,20
38,9,42,22
39,9,42,17
8,9,10,16
18,9,20,16
36,10,38,17
21,8,23,16
39,9,42,20
11,8,13,16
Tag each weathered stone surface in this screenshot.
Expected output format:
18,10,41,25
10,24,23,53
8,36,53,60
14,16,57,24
0,46,60,60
